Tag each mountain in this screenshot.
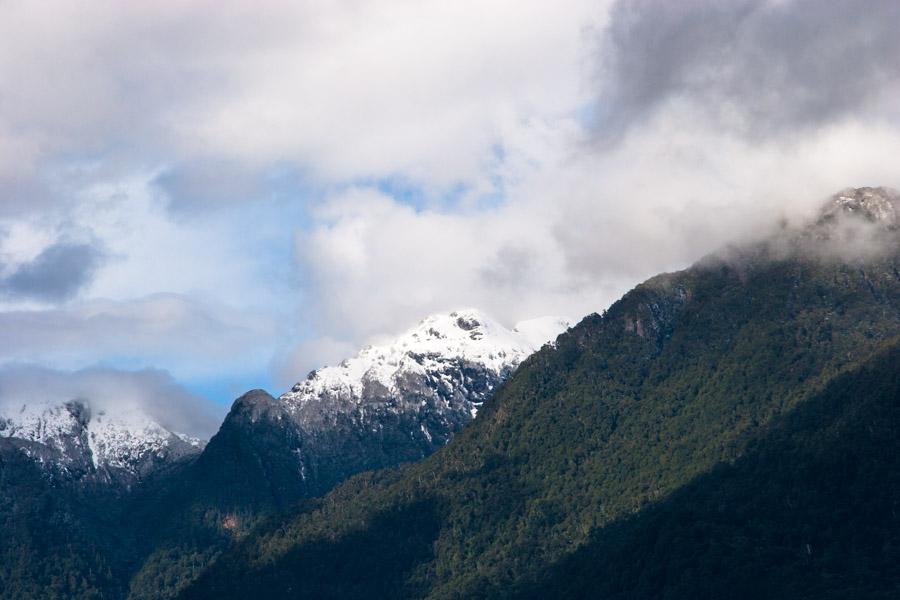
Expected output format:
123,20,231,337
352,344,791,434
0,398,203,485
180,309,569,509
0,307,568,599
124,309,569,599
0,392,206,599
820,186,898,226
177,187,900,599
273,310,571,493
4,186,899,599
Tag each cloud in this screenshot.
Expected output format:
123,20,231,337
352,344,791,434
152,160,281,214
1,0,900,401
272,336,359,390
0,294,276,380
596,0,900,139
0,365,221,438
0,0,604,213
294,109,900,352
1,241,104,301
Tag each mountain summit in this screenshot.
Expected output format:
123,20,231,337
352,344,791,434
0,395,202,484
820,186,899,227
178,188,900,600
281,309,572,426
191,309,571,508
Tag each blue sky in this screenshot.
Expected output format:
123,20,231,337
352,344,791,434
1,0,899,431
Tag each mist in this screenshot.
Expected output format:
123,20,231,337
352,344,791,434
0,365,221,439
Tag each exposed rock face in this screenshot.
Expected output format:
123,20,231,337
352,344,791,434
278,310,570,481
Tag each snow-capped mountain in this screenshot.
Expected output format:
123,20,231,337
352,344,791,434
198,309,570,504
281,309,571,422
0,397,204,483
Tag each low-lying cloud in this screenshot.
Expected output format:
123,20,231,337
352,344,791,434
0,365,221,438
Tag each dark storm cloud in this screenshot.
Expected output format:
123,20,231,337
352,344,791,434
2,241,104,302
598,0,900,138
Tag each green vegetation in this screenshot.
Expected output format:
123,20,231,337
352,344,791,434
523,341,900,599
3,244,899,599
178,250,900,599
0,447,129,600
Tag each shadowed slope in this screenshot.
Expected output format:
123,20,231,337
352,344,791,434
521,339,900,599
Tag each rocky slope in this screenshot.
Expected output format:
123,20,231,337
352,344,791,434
819,186,898,227
276,310,571,475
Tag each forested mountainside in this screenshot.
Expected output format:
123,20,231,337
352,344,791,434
0,397,202,600
179,188,900,599
124,310,567,599
0,308,567,600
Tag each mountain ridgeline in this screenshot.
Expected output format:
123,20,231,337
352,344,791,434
0,309,568,599
176,187,900,599
0,391,206,599
1,187,899,599
183,312,570,512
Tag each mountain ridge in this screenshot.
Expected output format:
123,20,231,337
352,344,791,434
3,186,900,599
123,308,569,599
175,187,900,599
0,396,203,484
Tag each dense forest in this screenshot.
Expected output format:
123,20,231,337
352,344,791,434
176,247,900,599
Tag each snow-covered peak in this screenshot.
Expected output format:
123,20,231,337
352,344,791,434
85,403,203,471
0,399,89,455
0,395,203,478
209,309,571,499
364,308,549,371
282,308,570,407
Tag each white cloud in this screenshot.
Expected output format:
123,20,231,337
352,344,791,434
295,114,900,353
1,0,900,396
0,295,276,380
176,0,604,187
0,365,221,438
0,0,605,198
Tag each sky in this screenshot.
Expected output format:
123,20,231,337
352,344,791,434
1,0,899,435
